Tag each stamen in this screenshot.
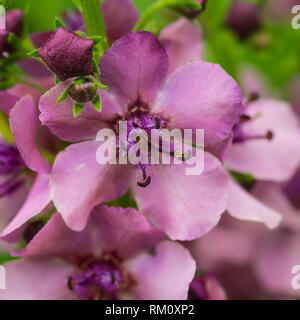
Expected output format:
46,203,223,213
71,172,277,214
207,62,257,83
68,277,75,291
247,92,260,103
137,165,151,188
244,130,274,142
132,122,139,128
154,117,161,129
266,130,274,140
240,114,251,123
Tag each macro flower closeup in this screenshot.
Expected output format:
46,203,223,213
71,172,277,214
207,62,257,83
0,0,299,304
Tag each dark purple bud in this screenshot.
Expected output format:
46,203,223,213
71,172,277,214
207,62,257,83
68,78,98,104
226,2,261,40
6,10,23,36
39,27,94,81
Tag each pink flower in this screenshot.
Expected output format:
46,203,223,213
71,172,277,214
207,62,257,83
39,31,243,240
0,206,196,300
0,96,52,242
0,10,23,59
189,274,226,300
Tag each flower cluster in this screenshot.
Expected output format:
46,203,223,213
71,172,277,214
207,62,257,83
0,0,300,300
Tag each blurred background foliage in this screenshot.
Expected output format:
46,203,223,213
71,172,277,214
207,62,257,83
5,0,300,98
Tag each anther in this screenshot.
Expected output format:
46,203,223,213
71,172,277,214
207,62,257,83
137,165,151,188
266,130,274,140
247,92,260,103
154,117,161,129
240,114,251,123
68,277,75,291
132,122,139,128
137,176,151,188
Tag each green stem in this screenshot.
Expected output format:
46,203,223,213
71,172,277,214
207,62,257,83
134,0,166,31
79,0,108,49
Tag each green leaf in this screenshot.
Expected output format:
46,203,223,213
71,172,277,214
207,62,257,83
54,16,66,29
92,59,100,74
27,48,40,58
7,33,24,50
73,102,84,118
89,35,103,45
230,171,255,184
76,31,88,38
55,76,61,85
56,85,70,103
93,80,108,90
92,94,102,112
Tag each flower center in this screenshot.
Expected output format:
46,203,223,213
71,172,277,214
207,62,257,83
233,114,274,144
0,142,25,198
115,108,168,188
68,262,124,300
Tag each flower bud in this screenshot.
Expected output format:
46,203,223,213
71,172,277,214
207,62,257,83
68,78,98,104
226,2,261,40
39,27,94,81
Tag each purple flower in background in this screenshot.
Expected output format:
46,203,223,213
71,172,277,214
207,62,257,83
188,274,226,300
226,99,300,182
0,140,25,199
39,31,243,240
0,9,23,59
0,95,52,242
0,206,196,300
39,27,94,81
226,2,261,40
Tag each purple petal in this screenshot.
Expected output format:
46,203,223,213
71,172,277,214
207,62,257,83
252,181,300,231
17,213,94,259
153,61,243,147
51,141,132,231
100,31,169,108
102,0,139,44
227,178,282,229
123,241,196,300
39,81,123,142
131,152,229,240
39,28,94,81
160,18,203,75
0,174,51,240
6,10,23,36
91,205,165,259
0,91,19,115
189,274,227,300
226,99,300,182
0,259,76,300
10,95,50,173
254,231,300,296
